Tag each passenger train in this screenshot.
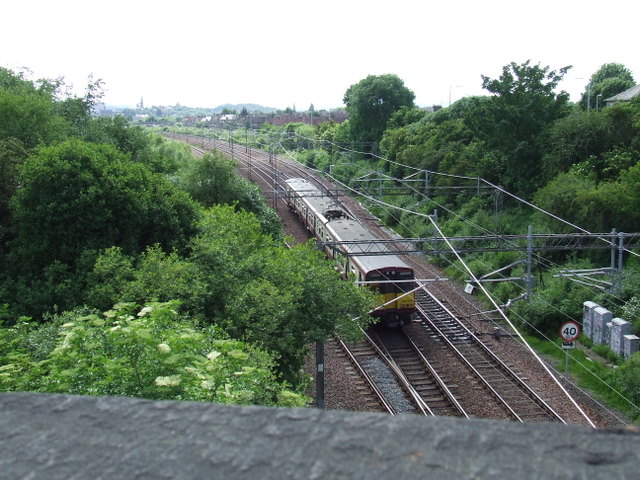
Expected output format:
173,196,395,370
284,178,415,326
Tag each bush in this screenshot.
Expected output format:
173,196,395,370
0,301,307,407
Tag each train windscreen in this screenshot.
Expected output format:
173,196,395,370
365,269,414,293
398,270,415,292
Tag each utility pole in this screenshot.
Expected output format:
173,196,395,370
316,341,325,409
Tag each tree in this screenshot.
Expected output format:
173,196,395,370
0,68,67,148
6,139,200,316
55,76,104,139
343,74,415,146
471,61,572,196
189,206,374,383
180,151,246,207
10,139,199,270
178,149,282,237
85,245,208,316
0,139,28,229
581,63,635,110
0,301,307,407
221,242,375,382
540,111,613,181
0,68,103,147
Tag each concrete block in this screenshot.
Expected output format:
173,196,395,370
592,307,613,344
623,335,640,359
583,301,598,339
610,318,632,356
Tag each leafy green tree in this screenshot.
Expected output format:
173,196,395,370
0,68,103,147
85,245,208,316
534,160,640,233
471,61,572,196
380,96,488,187
55,76,104,139
343,74,415,146
180,150,247,206
0,301,307,406
385,106,428,130
581,63,635,109
7,138,200,316
540,111,613,181
84,116,176,172
221,242,375,382
189,206,374,383
589,63,635,86
0,139,28,230
0,68,66,148
10,139,199,271
541,99,640,185
178,149,282,237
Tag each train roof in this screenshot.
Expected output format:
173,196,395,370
326,219,412,274
285,178,346,220
286,178,412,274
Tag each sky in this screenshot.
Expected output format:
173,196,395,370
3,0,639,110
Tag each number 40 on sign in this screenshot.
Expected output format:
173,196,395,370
560,321,580,342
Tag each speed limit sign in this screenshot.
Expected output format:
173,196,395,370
560,321,581,342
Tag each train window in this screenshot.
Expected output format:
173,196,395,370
398,271,415,291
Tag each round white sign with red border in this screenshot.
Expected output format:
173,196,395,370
560,321,581,342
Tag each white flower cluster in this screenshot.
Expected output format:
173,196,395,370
154,375,181,387
206,351,221,361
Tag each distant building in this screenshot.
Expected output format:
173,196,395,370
605,84,640,106
205,111,348,128
92,103,115,118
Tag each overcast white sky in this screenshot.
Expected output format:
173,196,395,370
3,0,639,110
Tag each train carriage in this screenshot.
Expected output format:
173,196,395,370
285,178,415,326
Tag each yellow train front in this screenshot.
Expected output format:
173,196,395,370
364,265,416,326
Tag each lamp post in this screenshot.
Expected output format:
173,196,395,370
596,94,602,111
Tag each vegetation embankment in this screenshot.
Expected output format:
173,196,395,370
0,67,374,406
161,63,640,419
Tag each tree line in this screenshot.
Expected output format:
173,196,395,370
0,67,374,405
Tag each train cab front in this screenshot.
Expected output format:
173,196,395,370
366,267,416,327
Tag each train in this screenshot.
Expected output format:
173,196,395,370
284,177,416,326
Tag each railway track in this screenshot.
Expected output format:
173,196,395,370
329,325,471,418
339,330,431,415
415,288,566,423
327,336,396,414
166,133,348,211
370,326,468,418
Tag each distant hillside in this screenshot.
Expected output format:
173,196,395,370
98,103,278,118
213,104,277,113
